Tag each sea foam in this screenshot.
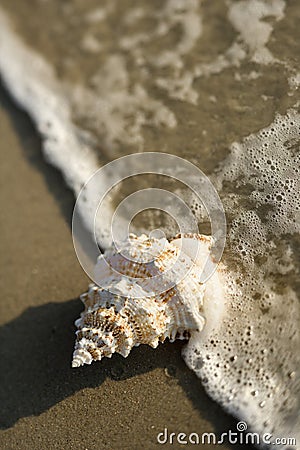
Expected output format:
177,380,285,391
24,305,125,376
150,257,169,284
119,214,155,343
184,110,300,447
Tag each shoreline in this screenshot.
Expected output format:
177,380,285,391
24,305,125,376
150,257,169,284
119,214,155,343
0,83,253,449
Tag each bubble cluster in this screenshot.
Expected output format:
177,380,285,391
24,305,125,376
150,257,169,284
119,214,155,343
184,109,300,446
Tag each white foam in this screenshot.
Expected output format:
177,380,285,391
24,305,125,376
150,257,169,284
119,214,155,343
0,9,99,196
0,7,177,250
154,0,286,103
71,54,177,153
228,0,285,64
0,8,116,248
184,109,300,448
119,0,202,104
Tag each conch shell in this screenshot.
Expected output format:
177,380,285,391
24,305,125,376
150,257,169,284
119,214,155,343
72,233,225,367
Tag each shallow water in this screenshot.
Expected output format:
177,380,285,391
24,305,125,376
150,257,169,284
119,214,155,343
0,0,299,448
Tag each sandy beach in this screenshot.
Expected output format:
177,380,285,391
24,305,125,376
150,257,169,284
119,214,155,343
0,84,256,449
0,1,299,448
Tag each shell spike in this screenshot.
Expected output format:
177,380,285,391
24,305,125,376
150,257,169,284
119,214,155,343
72,233,224,367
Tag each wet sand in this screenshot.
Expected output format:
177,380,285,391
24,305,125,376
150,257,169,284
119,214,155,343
1,0,299,447
0,84,255,450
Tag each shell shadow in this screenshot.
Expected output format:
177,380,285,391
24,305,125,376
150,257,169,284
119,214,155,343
0,299,254,450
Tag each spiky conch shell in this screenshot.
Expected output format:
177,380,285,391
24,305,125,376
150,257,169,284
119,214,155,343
72,233,225,367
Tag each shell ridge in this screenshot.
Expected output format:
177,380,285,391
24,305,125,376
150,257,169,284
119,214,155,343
72,233,224,367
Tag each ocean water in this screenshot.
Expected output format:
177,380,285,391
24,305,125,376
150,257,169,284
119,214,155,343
0,1,299,448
